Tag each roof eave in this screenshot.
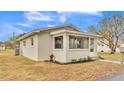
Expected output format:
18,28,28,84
16,31,40,41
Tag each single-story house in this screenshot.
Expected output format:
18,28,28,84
97,38,124,52
0,44,5,51
17,24,99,63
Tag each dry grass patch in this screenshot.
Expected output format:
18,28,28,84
98,52,121,61
0,50,124,80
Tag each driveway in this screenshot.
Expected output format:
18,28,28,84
99,71,124,81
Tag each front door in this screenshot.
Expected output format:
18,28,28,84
90,38,95,56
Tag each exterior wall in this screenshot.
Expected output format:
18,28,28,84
97,44,110,52
66,49,90,62
19,34,39,61
38,32,52,61
19,28,98,63
52,33,67,63
97,44,120,52
97,39,120,52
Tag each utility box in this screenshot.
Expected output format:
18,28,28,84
119,46,124,53
14,44,20,56
119,44,124,64
14,48,19,56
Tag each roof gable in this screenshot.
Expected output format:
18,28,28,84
16,24,82,41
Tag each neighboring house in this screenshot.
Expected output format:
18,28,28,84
0,44,5,51
16,24,99,63
97,38,124,52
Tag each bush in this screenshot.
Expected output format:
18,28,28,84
71,56,96,63
87,56,92,61
78,58,85,62
98,56,104,59
71,59,77,63
49,54,55,62
83,57,87,61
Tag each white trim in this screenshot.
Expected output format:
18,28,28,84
53,35,64,50
68,48,89,51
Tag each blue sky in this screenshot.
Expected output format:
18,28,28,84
0,11,124,41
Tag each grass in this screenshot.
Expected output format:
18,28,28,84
0,50,124,80
98,52,121,61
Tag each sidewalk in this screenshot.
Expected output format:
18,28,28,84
98,70,124,81
99,59,121,64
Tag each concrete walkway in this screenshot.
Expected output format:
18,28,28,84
99,59,122,64
98,71,124,81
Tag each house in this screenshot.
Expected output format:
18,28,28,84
16,24,99,63
0,43,5,51
97,38,124,52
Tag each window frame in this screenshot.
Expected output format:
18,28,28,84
69,36,89,49
54,36,63,49
23,41,26,47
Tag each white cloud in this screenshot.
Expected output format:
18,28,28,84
17,23,32,28
47,24,56,27
59,15,66,23
57,12,72,23
24,11,53,21
4,24,24,34
0,24,24,38
79,11,102,16
57,11,102,23
18,11,54,28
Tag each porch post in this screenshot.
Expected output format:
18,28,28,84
63,33,67,62
89,37,90,53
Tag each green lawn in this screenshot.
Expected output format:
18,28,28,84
0,50,124,80
98,52,121,61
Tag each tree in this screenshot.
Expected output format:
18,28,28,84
87,25,96,34
98,15,124,54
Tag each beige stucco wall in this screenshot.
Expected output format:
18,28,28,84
19,34,39,61
37,32,52,61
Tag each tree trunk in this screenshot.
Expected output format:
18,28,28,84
110,48,116,54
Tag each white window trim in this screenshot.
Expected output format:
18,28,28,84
68,36,89,50
53,35,64,50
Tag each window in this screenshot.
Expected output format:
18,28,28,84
23,41,26,46
69,36,89,49
31,38,34,46
55,36,63,49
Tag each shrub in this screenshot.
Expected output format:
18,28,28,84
98,56,104,59
83,57,87,61
50,54,55,62
71,56,97,63
71,59,77,63
87,56,92,61
78,58,84,62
